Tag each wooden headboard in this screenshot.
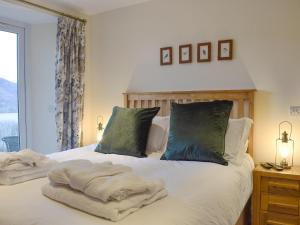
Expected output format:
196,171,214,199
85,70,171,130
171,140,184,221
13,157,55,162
123,89,255,156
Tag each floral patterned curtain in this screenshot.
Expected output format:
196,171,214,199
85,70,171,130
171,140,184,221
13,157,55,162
55,17,86,151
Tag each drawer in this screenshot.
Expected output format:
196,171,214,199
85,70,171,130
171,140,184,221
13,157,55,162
262,177,300,197
260,211,300,225
261,193,300,216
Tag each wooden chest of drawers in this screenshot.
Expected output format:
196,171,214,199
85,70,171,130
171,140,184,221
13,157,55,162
253,165,300,225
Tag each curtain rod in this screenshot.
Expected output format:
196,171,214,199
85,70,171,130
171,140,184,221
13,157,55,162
14,0,87,23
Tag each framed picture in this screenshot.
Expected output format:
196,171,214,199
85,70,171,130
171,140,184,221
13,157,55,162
160,47,172,65
179,44,192,64
218,39,233,60
197,42,211,62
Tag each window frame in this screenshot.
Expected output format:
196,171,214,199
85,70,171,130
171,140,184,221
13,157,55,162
0,19,27,149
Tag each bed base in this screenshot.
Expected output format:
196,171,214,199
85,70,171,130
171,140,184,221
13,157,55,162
236,198,251,225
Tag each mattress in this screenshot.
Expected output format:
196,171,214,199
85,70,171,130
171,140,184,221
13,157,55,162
0,144,254,225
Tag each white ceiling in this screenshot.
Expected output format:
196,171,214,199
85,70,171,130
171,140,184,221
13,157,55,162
37,0,151,15
0,0,57,24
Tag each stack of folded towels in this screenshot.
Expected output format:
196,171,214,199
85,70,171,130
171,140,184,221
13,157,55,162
0,149,56,185
42,160,168,221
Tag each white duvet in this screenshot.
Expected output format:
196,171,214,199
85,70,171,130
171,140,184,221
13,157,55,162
0,144,254,225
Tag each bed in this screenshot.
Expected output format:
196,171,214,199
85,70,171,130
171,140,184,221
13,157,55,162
0,89,255,225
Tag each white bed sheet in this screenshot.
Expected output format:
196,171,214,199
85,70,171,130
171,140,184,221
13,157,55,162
0,144,254,225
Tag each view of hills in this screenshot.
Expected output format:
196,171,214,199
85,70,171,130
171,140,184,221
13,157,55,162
0,77,18,113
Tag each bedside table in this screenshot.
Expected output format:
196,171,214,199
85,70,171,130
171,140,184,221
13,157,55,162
253,165,300,225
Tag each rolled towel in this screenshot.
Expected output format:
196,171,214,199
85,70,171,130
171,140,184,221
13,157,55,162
48,160,165,202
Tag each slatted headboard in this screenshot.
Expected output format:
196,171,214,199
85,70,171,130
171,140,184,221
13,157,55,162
123,90,255,156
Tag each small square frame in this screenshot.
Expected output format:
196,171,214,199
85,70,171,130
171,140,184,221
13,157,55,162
160,47,173,65
179,44,192,64
218,39,233,60
197,42,211,62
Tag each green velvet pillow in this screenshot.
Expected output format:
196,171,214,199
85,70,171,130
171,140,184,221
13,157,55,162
161,101,233,165
95,106,159,157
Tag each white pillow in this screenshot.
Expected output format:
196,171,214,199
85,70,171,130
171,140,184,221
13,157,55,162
224,117,253,164
146,116,170,154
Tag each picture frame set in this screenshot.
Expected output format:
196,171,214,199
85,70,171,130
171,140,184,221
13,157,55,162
160,39,233,66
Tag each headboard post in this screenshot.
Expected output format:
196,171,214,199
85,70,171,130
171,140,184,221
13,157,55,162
123,89,256,157
123,93,129,108
247,90,255,157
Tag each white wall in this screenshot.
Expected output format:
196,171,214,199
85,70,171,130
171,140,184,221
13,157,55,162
85,0,300,164
27,22,57,154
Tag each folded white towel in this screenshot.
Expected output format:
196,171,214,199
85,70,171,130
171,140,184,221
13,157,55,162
83,172,165,202
42,182,168,221
0,149,56,185
48,160,165,202
0,149,48,171
0,169,49,185
48,160,131,188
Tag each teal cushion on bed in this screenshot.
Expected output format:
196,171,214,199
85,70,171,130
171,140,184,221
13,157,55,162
95,106,160,157
161,101,233,165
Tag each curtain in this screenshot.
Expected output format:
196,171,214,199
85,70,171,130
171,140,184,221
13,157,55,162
55,17,86,151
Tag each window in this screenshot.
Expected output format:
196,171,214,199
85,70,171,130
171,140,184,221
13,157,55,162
0,21,26,151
